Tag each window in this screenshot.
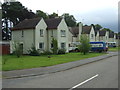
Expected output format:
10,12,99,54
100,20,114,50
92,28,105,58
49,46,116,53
40,29,43,37
39,43,44,49
22,30,24,37
61,43,66,49
61,30,66,37
91,34,94,39
51,30,53,37
51,43,53,48
106,36,107,39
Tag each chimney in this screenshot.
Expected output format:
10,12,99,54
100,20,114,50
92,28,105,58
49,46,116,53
78,22,83,40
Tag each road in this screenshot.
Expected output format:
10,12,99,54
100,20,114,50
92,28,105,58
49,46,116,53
2,56,118,88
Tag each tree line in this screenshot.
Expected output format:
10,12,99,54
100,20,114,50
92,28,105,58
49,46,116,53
1,1,118,41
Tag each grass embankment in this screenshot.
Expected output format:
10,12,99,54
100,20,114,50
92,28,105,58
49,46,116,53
2,52,106,71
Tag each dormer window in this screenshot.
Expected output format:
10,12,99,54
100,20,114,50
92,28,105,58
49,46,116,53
51,30,53,37
91,34,94,39
40,29,43,37
61,30,66,37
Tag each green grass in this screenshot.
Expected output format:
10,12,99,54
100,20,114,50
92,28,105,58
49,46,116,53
2,52,106,71
108,46,120,51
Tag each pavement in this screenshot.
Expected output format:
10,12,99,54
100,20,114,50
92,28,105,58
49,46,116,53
2,51,118,79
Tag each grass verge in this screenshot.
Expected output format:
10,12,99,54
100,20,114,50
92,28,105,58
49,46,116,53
2,52,106,71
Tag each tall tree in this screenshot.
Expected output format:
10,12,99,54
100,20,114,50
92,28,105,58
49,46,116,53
35,10,48,19
2,1,35,40
94,24,102,30
102,28,112,32
49,12,58,18
62,13,76,27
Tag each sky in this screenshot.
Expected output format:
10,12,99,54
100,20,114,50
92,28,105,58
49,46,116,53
1,0,119,32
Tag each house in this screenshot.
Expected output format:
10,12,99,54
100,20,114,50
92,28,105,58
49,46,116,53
11,17,69,54
68,24,95,43
114,33,120,46
99,30,109,43
81,25,96,42
68,23,82,44
108,31,115,42
44,18,69,52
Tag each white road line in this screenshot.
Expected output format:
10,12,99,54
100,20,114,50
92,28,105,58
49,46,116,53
69,74,99,90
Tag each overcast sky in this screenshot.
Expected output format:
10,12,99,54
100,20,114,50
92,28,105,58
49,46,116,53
1,0,119,32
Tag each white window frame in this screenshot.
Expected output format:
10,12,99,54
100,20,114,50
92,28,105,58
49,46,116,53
61,42,66,49
91,34,94,39
39,42,44,50
51,30,53,37
61,30,66,37
40,29,44,37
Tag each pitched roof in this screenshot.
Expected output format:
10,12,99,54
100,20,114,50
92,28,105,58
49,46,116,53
69,27,79,37
45,18,62,30
82,26,92,34
11,18,41,31
109,31,114,38
99,30,106,36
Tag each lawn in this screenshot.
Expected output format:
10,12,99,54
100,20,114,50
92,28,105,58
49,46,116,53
108,46,120,51
1,52,106,71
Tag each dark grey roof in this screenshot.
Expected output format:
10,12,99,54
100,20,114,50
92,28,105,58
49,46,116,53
99,30,106,36
45,18,62,30
82,26,92,34
11,18,63,31
69,27,79,37
11,18,41,30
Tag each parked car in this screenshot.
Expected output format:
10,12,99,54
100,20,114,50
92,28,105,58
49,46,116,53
69,42,81,52
107,42,116,47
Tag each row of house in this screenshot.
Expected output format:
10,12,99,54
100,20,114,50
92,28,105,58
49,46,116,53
10,17,120,54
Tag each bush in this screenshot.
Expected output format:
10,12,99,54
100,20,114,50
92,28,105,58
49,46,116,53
28,45,40,56
78,34,91,55
13,42,23,58
51,38,58,54
42,51,53,55
58,49,66,54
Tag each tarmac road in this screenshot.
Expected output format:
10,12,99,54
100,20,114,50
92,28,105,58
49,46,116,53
2,56,118,88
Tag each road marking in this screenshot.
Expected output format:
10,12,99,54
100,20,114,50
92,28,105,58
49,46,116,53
69,74,99,90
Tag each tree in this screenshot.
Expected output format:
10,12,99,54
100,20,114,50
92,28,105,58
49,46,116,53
35,10,48,19
95,24,102,30
102,28,112,32
13,42,23,58
51,38,58,54
62,13,76,27
78,34,91,55
2,1,35,40
2,1,35,26
49,12,58,18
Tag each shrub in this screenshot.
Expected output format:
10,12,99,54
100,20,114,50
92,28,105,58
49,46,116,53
28,45,40,56
42,51,53,55
13,42,23,58
58,49,66,54
78,34,91,55
51,38,58,54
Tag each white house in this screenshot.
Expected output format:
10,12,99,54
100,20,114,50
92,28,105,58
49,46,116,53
99,30,109,43
11,17,69,54
81,25,96,42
